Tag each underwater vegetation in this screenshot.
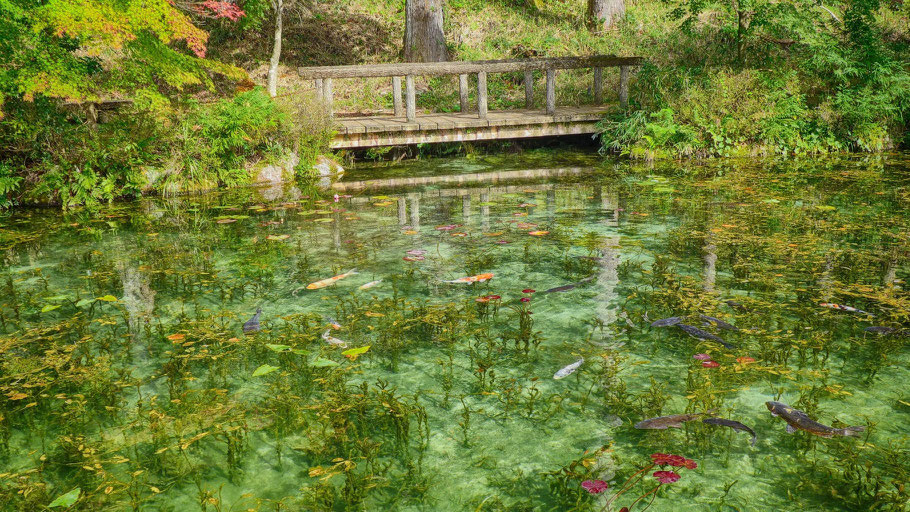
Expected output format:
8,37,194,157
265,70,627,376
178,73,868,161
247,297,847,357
0,152,908,511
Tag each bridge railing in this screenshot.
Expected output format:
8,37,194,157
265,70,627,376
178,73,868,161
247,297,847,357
297,55,643,121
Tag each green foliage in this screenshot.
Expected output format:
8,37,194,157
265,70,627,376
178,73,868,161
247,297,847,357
0,163,22,208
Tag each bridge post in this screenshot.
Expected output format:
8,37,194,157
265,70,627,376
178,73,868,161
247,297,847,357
477,71,488,119
459,74,470,112
593,67,603,104
406,75,416,122
315,79,323,97
524,71,534,108
392,76,403,117
546,69,556,115
619,66,629,108
323,78,333,117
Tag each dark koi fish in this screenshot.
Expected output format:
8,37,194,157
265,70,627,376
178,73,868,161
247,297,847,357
634,410,716,430
765,401,865,438
724,300,758,313
650,316,683,328
819,302,874,316
543,276,595,294
699,314,739,331
703,417,757,446
243,308,262,334
676,323,736,349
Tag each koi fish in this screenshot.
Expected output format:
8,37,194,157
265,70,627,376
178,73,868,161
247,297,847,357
676,323,736,349
359,279,383,290
819,303,874,316
553,358,584,379
321,329,347,348
651,316,683,328
635,410,716,430
325,317,341,330
306,269,358,290
702,417,757,446
243,308,262,334
765,401,865,438
699,314,739,331
543,276,595,294
443,273,494,284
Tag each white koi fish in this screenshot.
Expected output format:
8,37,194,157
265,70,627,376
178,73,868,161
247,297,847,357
321,329,347,348
553,358,584,379
359,279,383,290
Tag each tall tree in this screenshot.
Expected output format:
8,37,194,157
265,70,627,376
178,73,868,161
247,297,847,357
267,0,284,97
403,0,447,62
586,0,625,31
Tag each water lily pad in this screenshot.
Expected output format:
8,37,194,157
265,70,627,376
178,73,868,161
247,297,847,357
252,364,279,377
266,344,291,352
41,304,61,313
48,487,80,508
96,295,118,302
342,345,371,361
311,358,339,368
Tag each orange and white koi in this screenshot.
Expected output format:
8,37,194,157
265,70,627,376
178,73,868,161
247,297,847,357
306,269,358,290
443,273,494,284
321,329,348,348
819,303,873,316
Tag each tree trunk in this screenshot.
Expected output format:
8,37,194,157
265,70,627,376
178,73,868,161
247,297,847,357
268,0,284,97
587,0,624,31
404,0,447,62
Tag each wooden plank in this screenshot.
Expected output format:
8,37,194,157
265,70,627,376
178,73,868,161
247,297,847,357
299,55,644,79
546,69,556,115
339,120,368,135
459,74,470,112
406,75,416,122
477,71,488,119
392,76,403,117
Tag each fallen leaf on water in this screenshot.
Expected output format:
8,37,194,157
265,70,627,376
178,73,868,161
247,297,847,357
342,345,371,361
402,230,418,235
365,311,385,317
96,295,118,302
166,334,185,342
528,231,549,236
7,392,27,400
252,364,279,377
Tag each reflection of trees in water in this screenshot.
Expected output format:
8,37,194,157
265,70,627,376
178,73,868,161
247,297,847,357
118,261,156,359
596,186,621,330
704,234,717,294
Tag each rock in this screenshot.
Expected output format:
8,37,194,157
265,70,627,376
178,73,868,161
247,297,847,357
252,151,300,186
313,155,344,189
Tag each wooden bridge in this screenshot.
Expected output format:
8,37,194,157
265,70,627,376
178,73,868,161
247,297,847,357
298,55,642,150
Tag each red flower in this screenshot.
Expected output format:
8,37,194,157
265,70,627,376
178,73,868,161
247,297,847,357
486,295,501,300
522,289,536,293
476,297,490,303
653,471,680,484
650,453,676,465
581,480,609,494
702,361,720,368
682,458,697,469
520,297,531,303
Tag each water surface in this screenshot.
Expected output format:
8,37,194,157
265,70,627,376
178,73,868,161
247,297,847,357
1,152,908,511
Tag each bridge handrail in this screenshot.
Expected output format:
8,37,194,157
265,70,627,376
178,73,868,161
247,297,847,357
297,55,642,79
297,54,643,121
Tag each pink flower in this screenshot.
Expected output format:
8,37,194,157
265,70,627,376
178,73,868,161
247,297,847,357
520,297,531,303
486,295,501,300
581,480,609,494
682,458,697,469
702,361,720,368
693,353,712,361
651,453,686,466
333,194,339,202
653,471,680,484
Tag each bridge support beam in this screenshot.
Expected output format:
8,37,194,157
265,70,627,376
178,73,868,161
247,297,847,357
323,78,333,117
593,67,603,104
546,69,556,115
459,74,470,112
392,76,403,117
406,75,416,122
524,71,534,108
477,71,488,119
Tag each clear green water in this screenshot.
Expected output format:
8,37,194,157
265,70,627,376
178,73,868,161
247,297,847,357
1,152,908,511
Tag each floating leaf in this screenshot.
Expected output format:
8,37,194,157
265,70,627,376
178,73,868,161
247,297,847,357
41,304,61,313
291,349,310,355
48,487,81,508
528,231,549,236
342,345,371,360
166,333,185,342
266,234,290,241
75,298,94,308
815,205,836,211
215,218,237,224
266,344,291,353
313,218,334,223
373,201,394,207
7,391,27,400
364,311,385,317
252,364,279,377
311,358,339,368
96,295,118,302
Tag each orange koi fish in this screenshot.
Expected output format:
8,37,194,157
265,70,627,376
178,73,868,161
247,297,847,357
306,269,358,290
443,273,494,284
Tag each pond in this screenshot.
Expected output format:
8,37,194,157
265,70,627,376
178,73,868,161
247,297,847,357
0,150,908,511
